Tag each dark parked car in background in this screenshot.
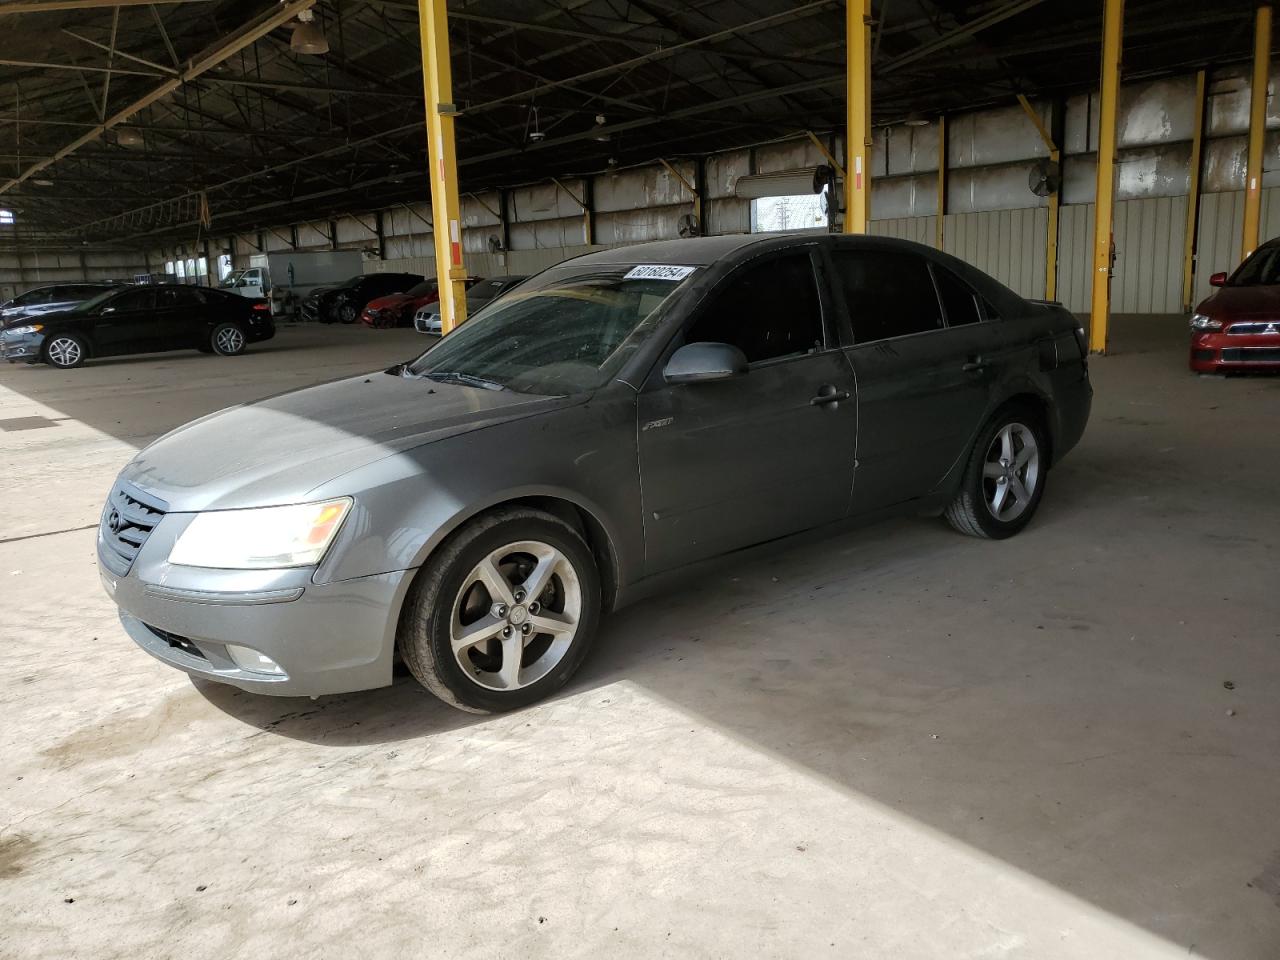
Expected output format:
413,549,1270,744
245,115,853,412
301,272,424,324
0,285,274,368
1190,237,1280,372
1,282,124,326
95,234,1090,714
414,275,528,333
360,277,482,329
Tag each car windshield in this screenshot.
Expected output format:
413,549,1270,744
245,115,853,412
71,288,125,313
404,265,697,395
406,280,437,298
1228,245,1280,286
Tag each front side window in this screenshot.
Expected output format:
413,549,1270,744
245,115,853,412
684,252,824,364
407,266,695,395
1229,246,1280,286
833,249,943,343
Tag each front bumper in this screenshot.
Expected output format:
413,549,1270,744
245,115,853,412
1191,331,1280,371
97,518,411,697
413,313,442,334
0,330,44,362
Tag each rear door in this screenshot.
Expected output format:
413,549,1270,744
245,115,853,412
154,286,209,349
830,245,995,513
91,287,158,355
637,247,858,574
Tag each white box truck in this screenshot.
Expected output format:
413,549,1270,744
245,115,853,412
222,250,366,315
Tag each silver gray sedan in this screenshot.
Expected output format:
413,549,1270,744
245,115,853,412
98,234,1091,713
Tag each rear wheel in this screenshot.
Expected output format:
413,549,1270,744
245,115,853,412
338,302,358,324
398,507,601,713
945,406,1047,539
210,322,246,356
44,334,86,369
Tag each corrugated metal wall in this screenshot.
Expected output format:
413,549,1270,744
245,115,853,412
945,208,1048,300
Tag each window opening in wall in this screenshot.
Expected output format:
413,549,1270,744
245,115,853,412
217,254,232,281
750,187,828,233
0,209,13,225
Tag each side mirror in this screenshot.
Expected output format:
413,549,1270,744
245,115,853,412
664,341,748,384
1209,272,1228,287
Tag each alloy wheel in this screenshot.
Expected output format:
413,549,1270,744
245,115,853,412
982,422,1040,522
215,327,245,354
47,337,81,367
450,540,582,691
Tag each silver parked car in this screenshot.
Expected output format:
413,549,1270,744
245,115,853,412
414,275,527,333
97,235,1091,713
1,282,123,326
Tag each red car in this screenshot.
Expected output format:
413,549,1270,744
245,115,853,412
1190,240,1280,372
359,277,480,329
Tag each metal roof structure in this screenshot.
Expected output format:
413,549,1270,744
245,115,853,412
0,0,1264,247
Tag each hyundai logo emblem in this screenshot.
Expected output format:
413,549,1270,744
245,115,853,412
106,509,122,534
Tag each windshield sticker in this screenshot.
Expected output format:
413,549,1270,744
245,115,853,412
624,264,696,281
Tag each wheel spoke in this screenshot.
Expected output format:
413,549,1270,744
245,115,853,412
999,426,1014,462
475,556,515,606
520,546,563,602
990,480,1009,515
1010,477,1031,505
497,633,524,688
1015,444,1035,470
451,614,504,654
528,609,576,636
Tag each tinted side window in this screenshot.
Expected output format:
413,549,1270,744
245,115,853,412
109,289,155,312
159,287,202,307
933,266,982,327
685,252,824,364
832,250,942,343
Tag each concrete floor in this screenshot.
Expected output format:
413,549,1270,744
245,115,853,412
2,318,1278,959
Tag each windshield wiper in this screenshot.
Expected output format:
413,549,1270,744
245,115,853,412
422,370,506,391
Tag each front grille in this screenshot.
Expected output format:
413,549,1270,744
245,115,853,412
1227,321,1280,335
99,483,168,576
143,623,208,661
1193,349,1216,361
1219,347,1280,362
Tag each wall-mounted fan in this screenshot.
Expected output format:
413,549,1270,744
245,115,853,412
677,213,701,238
1029,158,1061,197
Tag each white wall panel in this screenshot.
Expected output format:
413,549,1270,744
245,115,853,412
1112,195,1187,313
868,217,935,245
944,207,1048,300
1058,204,1096,313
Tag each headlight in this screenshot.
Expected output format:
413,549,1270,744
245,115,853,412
1190,314,1223,331
7,324,42,335
169,498,352,569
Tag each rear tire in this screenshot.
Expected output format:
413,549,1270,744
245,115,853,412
398,507,602,713
210,322,246,356
945,404,1047,539
338,302,358,324
44,334,86,369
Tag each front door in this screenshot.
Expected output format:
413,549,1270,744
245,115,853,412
637,248,858,575
829,245,998,513
92,287,159,355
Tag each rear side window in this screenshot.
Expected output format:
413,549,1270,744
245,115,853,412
685,252,824,364
832,249,942,343
159,287,202,307
932,265,982,327
110,289,155,311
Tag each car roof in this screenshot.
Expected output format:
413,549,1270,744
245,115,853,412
564,232,962,267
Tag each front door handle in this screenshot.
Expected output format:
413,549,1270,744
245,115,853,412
962,356,989,373
810,384,852,407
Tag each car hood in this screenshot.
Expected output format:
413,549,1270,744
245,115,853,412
1196,284,1280,320
365,293,411,311
304,284,343,303
119,372,580,511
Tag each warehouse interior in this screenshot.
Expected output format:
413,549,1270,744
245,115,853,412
2,2,1279,959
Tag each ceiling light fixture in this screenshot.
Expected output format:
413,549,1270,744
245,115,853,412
116,128,144,148
291,9,329,56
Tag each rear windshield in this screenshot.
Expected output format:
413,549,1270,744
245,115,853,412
405,265,697,395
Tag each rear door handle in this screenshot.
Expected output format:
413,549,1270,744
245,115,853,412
810,384,852,406
962,356,989,372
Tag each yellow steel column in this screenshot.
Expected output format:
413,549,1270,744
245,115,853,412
1182,69,1207,311
844,0,872,233
418,0,467,334
1243,4,1272,261
1017,94,1060,301
936,114,947,250
1089,0,1124,354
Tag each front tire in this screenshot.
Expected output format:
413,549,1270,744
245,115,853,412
398,507,602,713
945,405,1047,539
338,302,358,324
210,322,246,356
44,334,86,369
